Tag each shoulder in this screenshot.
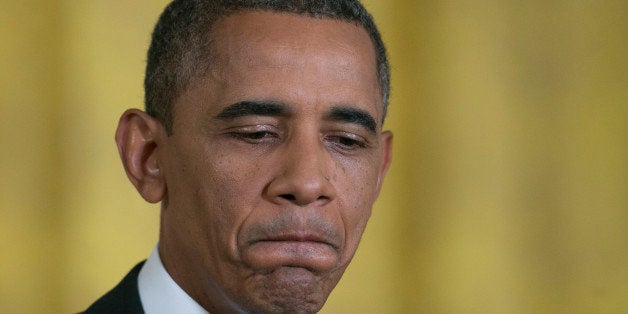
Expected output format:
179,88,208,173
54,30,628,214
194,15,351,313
82,261,145,314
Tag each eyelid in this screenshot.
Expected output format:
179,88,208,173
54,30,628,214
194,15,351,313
325,131,371,149
225,124,277,133
331,130,370,142
225,124,282,143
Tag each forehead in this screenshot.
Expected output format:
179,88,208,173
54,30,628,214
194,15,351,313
212,10,374,64
189,10,382,120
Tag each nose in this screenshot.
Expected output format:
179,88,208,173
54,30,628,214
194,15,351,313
265,137,336,206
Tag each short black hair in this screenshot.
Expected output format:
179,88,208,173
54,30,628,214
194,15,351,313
145,0,390,133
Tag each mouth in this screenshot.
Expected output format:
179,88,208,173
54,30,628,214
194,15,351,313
242,231,341,271
257,232,340,249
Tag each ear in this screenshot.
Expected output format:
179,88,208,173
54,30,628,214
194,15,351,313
375,130,393,196
115,109,167,203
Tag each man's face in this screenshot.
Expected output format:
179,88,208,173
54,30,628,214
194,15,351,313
157,11,392,313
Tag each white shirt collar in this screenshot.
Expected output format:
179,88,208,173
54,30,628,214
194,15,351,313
138,245,209,314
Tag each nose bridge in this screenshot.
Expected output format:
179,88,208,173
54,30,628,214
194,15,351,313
287,130,324,176
267,125,335,206
284,127,329,190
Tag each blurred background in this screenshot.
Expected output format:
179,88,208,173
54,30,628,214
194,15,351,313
1,0,626,313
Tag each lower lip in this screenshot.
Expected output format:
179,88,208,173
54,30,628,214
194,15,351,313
242,240,339,271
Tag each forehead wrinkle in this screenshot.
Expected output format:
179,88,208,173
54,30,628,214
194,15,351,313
203,11,382,123
214,12,372,68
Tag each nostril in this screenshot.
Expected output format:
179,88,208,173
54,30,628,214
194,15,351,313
279,194,296,201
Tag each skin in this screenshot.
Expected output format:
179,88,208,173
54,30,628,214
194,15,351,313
115,11,392,313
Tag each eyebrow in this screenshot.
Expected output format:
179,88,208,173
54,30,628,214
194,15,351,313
215,100,288,120
325,106,377,133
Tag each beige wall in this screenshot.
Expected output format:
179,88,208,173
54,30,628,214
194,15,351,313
1,1,626,313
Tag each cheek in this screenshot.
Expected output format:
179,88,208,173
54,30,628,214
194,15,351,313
336,155,380,206
198,148,277,253
167,143,265,262
334,159,379,249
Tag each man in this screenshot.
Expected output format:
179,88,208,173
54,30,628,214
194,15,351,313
85,0,392,313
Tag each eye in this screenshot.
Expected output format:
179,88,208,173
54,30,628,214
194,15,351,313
228,128,279,144
241,131,271,140
326,133,368,151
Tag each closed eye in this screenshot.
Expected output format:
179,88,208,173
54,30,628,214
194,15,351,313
229,131,278,143
326,134,368,151
242,131,271,140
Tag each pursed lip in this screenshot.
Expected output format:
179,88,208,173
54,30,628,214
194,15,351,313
257,232,337,248
249,231,340,250
241,224,344,271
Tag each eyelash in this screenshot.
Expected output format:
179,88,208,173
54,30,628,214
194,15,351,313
326,134,368,150
229,131,278,143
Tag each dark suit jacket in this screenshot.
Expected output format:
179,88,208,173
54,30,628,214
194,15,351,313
83,261,146,314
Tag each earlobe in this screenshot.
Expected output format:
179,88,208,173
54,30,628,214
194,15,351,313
115,109,167,203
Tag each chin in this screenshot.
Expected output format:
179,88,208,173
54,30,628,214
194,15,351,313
241,266,340,314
